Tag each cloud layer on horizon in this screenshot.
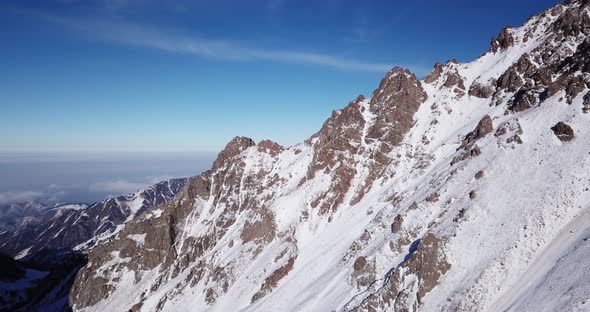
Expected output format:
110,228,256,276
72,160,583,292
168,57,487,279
88,176,174,195
0,191,44,205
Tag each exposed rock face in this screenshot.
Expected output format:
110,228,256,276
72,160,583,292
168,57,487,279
351,255,375,288
240,209,276,244
212,136,255,171
461,115,494,149
583,91,590,113
468,82,494,98
304,67,427,211
353,67,427,204
442,69,466,95
353,256,367,271
475,170,485,179
487,1,590,114
510,88,537,112
355,234,451,311
251,257,296,303
551,122,575,141
0,184,180,312
491,27,515,53
452,115,494,166
303,96,365,213
367,67,428,145
70,136,288,309
423,62,443,84
257,140,284,156
496,67,523,93
70,175,212,308
391,214,403,234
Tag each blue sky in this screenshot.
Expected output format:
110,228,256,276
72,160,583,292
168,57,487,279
1,0,559,153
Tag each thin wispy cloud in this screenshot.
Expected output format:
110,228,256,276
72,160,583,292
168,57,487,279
43,14,394,73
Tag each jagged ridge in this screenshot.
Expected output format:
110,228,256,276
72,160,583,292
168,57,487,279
69,1,590,311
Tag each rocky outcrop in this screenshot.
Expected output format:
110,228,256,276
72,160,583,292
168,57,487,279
496,67,523,93
352,67,427,204
491,27,515,53
510,88,537,112
367,67,428,145
212,136,255,171
251,257,296,303
423,62,443,84
452,115,493,166
351,255,376,288
491,2,590,114
583,91,590,113
70,135,286,309
553,1,590,37
355,234,451,311
461,115,494,149
303,96,365,213
240,209,276,244
304,67,427,211
442,69,466,95
468,82,494,98
257,140,284,156
70,175,211,308
551,122,575,141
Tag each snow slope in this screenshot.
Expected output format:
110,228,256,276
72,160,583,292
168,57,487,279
69,1,590,311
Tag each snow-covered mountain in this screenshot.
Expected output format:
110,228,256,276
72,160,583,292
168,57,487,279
39,0,590,311
0,178,188,261
0,178,188,311
0,201,52,233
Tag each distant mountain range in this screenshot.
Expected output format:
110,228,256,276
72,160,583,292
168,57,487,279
0,201,54,233
0,178,187,311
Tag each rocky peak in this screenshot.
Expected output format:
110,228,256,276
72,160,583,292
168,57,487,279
423,62,444,84
367,66,427,144
370,67,426,108
257,140,284,156
211,136,255,171
301,66,428,212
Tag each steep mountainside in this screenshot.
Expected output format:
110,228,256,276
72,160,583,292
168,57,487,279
70,1,590,311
